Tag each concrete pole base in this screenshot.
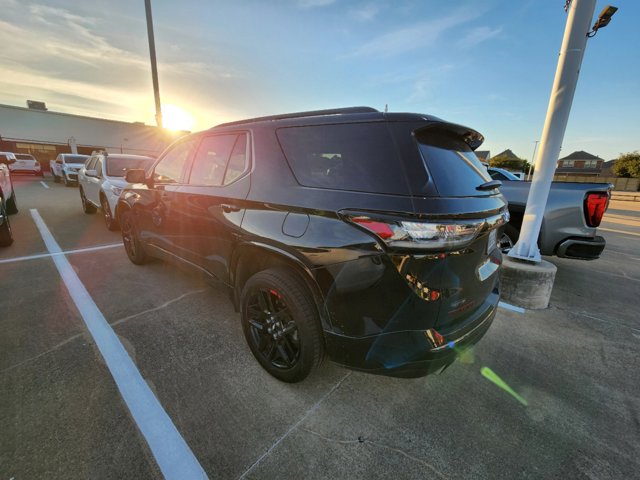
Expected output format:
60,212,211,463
500,257,557,310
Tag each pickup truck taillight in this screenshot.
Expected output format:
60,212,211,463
584,192,609,228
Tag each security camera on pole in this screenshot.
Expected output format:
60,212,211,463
501,0,617,309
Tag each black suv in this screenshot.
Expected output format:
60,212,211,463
118,107,508,382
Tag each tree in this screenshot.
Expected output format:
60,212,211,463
612,151,640,178
489,149,529,172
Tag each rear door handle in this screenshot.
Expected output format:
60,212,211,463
221,203,240,213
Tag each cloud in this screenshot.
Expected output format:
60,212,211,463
457,26,503,49
298,0,336,8
350,3,381,22
348,9,480,57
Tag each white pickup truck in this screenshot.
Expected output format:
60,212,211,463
50,153,89,186
0,152,18,246
78,152,153,230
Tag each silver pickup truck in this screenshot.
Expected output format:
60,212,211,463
496,180,612,260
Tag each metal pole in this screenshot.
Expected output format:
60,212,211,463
509,0,597,263
144,0,163,128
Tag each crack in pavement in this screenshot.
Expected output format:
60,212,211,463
0,288,208,375
301,428,449,479
238,372,352,479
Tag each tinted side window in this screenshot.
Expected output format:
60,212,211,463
276,123,409,194
189,134,238,186
154,139,196,183
224,134,248,185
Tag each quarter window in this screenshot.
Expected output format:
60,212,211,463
154,139,196,183
189,133,248,186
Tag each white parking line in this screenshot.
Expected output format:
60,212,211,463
29,209,208,480
39,181,49,189
0,243,123,265
498,301,526,314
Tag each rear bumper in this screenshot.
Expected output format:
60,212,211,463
556,235,605,260
324,296,498,378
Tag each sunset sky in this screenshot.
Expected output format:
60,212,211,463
0,0,638,160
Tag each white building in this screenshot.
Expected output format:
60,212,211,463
0,103,188,170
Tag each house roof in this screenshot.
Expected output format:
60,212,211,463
559,150,603,161
491,149,521,160
475,150,490,161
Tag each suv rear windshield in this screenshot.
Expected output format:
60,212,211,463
15,154,36,160
107,156,154,177
416,127,493,197
276,123,410,195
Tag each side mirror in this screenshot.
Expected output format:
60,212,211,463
85,169,98,177
125,169,147,183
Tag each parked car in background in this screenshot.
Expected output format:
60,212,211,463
50,154,89,186
0,153,17,247
8,153,42,176
497,180,611,259
78,151,154,230
487,167,523,181
0,153,18,216
116,107,509,382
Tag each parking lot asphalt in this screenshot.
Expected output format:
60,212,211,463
1,175,639,479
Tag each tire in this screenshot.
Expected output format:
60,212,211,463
120,209,148,265
53,173,60,183
499,224,520,253
6,190,18,215
80,187,96,214
63,174,71,187
0,200,14,247
240,268,324,383
101,194,119,231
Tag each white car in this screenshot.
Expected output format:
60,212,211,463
50,153,89,186
78,152,154,230
0,153,18,246
7,153,43,176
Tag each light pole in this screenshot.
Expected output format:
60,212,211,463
509,0,601,263
144,0,163,129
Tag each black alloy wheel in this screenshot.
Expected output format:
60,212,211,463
101,195,119,231
0,200,14,247
241,268,323,383
80,188,96,214
120,209,147,265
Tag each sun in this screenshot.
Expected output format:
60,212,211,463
161,104,195,131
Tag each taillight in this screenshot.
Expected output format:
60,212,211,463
584,192,609,227
349,215,483,251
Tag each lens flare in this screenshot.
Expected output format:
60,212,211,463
481,366,528,406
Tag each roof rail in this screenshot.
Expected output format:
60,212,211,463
214,106,379,128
